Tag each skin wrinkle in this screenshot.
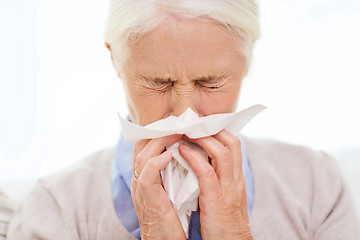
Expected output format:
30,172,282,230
117,18,245,126
134,74,232,98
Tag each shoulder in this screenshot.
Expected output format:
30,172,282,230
245,137,360,239
8,147,134,240
40,147,115,197
244,137,341,204
244,137,335,168
244,137,339,188
37,147,118,235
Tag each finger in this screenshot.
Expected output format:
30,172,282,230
137,151,173,203
134,134,182,174
133,139,151,170
178,143,220,198
186,136,234,187
213,130,243,179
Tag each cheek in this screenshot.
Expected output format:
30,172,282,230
126,88,171,125
198,80,242,114
199,91,239,114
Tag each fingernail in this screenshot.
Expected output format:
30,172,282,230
180,143,190,150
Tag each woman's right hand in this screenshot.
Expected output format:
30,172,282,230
131,134,186,240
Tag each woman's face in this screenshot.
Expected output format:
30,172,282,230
118,18,247,126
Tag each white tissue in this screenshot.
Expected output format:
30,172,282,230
161,140,207,236
119,104,266,237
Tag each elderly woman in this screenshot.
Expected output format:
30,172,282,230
7,0,360,239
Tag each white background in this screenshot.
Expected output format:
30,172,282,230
0,0,359,212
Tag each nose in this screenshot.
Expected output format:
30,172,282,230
169,90,200,117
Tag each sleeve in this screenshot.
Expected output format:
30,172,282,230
311,152,360,240
7,181,73,240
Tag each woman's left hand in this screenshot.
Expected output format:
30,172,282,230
178,130,252,240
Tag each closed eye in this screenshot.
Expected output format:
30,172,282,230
141,77,174,92
195,77,227,90
137,73,229,92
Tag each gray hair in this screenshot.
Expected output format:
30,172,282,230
104,0,260,73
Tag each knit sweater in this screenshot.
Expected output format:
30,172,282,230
7,138,360,239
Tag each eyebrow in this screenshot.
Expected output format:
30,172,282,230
137,72,229,83
193,75,222,82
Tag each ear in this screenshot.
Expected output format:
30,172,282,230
105,42,124,79
105,42,111,50
105,42,120,73
105,42,114,62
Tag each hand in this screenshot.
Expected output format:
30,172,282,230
131,134,186,240
179,130,252,240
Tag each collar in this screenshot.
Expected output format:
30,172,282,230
112,134,134,191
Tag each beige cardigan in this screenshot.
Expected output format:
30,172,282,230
7,138,360,239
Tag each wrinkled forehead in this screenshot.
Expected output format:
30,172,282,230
123,18,246,79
